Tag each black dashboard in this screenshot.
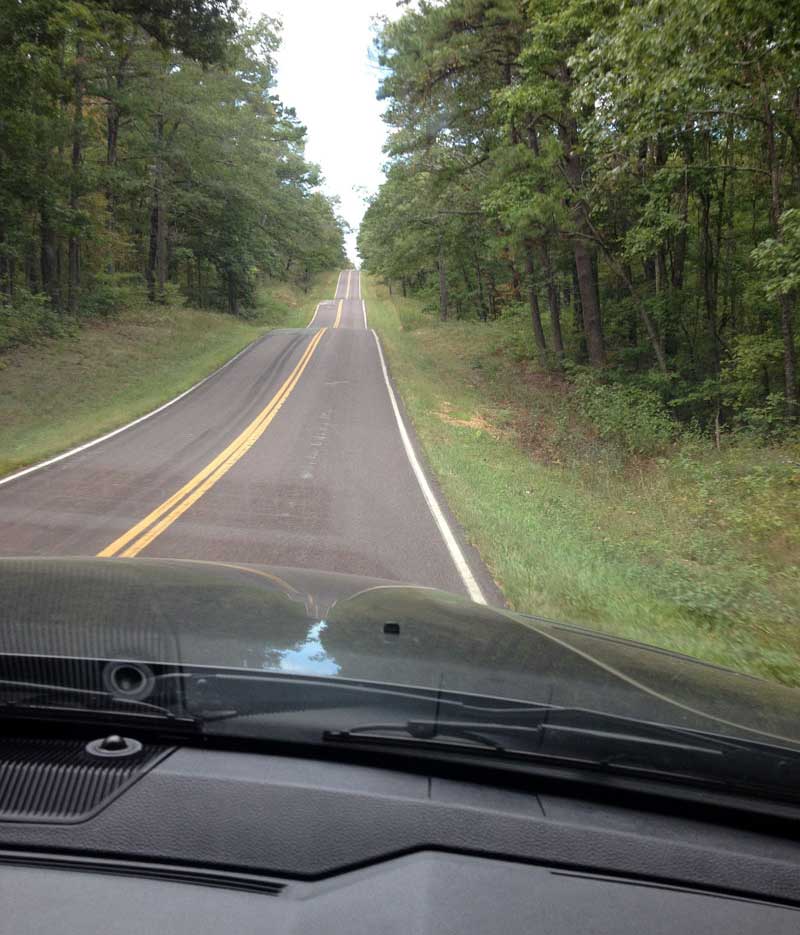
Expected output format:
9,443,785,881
0,742,798,933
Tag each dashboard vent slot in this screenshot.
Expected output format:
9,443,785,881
0,737,170,823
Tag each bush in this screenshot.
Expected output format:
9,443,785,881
0,289,70,352
572,370,676,455
720,334,794,440
80,272,146,318
497,302,538,361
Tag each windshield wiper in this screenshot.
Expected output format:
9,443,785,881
323,712,800,798
324,717,726,759
0,678,191,722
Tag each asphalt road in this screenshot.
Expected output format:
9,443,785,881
0,271,501,604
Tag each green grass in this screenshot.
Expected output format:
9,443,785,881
0,270,338,477
364,276,800,686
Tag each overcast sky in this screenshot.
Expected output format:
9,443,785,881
246,0,402,263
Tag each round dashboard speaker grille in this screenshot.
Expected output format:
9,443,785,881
102,661,155,701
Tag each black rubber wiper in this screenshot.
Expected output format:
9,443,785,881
324,712,800,798
0,678,191,722
324,717,725,758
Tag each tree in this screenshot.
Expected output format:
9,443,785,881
362,0,800,432
0,1,345,336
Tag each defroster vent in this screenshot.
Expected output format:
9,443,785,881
0,736,171,822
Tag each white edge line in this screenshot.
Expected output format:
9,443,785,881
362,299,368,329
0,337,260,489
370,328,486,605
307,302,322,327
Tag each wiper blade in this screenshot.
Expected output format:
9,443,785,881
324,717,724,758
0,678,187,721
324,714,800,798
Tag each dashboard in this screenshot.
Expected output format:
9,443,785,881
0,742,798,933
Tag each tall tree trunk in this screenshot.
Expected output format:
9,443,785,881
473,251,487,320
523,248,547,365
509,256,522,302
578,207,669,373
538,243,564,359
559,118,606,367
671,168,689,290
665,155,689,357
40,204,60,310
0,228,7,302
146,113,167,303
6,255,16,301
67,40,84,314
525,123,562,357
437,244,448,321
26,232,39,293
487,272,497,319
573,239,605,367
699,186,722,376
226,269,239,315
761,78,798,418
459,261,472,317
104,57,126,272
157,192,167,299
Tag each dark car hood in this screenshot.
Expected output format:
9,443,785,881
1,556,798,747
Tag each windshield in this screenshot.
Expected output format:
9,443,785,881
2,555,800,804
0,0,799,810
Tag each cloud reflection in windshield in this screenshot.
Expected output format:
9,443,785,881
272,621,340,676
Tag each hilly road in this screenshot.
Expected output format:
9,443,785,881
0,271,500,605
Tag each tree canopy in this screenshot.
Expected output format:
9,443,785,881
0,0,346,338
359,0,800,432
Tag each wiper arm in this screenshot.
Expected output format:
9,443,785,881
324,714,800,798
324,718,724,759
326,720,512,753
0,678,186,721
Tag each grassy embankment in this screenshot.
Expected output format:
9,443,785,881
364,276,800,686
0,270,338,478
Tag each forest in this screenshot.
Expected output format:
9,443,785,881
359,0,800,440
0,0,346,350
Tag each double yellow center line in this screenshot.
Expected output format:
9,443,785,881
98,327,328,559
333,300,343,328
344,269,359,300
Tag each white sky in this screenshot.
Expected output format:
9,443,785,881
246,0,402,263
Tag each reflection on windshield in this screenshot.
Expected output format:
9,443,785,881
268,621,340,677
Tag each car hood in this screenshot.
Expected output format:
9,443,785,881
0,556,798,747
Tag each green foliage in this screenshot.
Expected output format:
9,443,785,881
495,303,539,362
720,334,796,439
0,0,346,340
0,291,71,352
752,209,800,301
79,273,146,318
362,0,800,437
572,370,676,455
